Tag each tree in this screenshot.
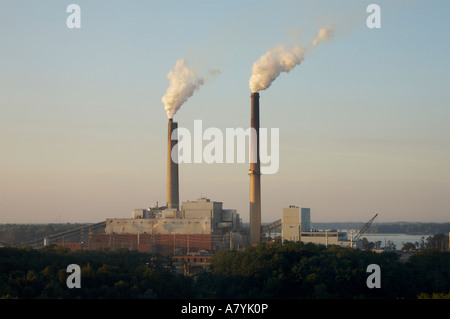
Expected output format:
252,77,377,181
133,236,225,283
386,240,396,251
361,238,375,250
426,234,449,251
402,242,416,251
419,237,426,250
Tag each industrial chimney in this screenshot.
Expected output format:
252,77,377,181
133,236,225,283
249,92,261,245
167,118,179,210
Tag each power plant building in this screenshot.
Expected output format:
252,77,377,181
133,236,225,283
280,206,350,247
300,231,350,247
281,206,300,242
96,198,245,253
106,198,240,236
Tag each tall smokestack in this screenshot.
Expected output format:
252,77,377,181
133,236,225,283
249,92,261,245
167,118,179,210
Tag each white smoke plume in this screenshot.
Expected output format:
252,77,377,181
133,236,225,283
249,44,306,93
311,26,334,47
162,59,204,119
249,26,335,93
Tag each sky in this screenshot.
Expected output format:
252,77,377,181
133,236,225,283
1,0,449,224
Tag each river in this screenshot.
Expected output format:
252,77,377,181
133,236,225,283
354,233,430,249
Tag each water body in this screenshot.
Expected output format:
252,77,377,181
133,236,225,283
267,228,435,250
358,233,429,249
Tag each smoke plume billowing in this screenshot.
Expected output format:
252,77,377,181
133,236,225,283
162,59,204,119
311,26,334,47
249,26,334,93
249,44,306,93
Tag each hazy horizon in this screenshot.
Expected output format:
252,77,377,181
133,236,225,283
1,1,449,224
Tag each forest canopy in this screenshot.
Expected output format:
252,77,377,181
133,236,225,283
1,241,449,299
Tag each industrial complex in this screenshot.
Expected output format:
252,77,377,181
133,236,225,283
86,92,355,253
11,92,376,269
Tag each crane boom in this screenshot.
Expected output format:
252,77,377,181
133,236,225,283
354,213,378,242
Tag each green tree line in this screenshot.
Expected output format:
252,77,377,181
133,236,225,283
0,246,194,298
1,242,449,299
197,242,450,298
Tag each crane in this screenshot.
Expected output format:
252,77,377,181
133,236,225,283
352,213,378,246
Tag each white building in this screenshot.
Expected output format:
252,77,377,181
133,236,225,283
280,206,350,247
281,206,300,242
300,231,350,247
105,197,241,236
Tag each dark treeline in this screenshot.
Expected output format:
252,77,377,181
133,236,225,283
0,246,193,299
1,242,449,299
199,242,450,299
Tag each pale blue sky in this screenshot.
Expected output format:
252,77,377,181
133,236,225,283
1,0,449,223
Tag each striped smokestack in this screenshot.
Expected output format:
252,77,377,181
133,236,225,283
167,118,179,210
249,92,261,245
